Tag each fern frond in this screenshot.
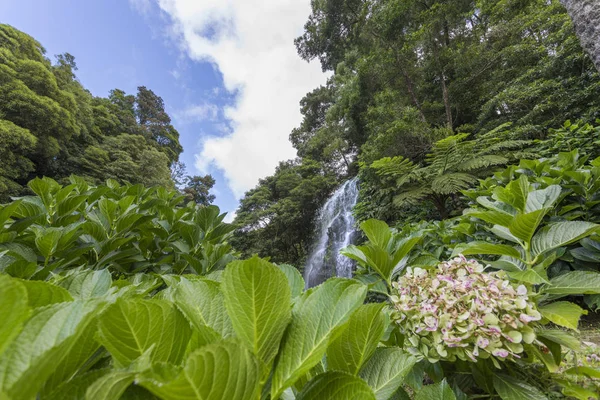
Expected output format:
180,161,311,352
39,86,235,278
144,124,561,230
431,173,478,195
457,155,508,172
371,156,415,178
393,186,433,206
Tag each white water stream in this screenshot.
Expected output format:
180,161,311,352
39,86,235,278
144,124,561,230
304,178,359,288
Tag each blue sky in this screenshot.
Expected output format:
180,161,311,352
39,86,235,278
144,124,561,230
1,0,326,220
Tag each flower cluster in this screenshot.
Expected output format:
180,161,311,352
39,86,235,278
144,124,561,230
390,255,541,363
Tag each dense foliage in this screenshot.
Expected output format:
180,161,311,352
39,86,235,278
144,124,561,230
232,0,600,264
0,24,215,204
3,1,600,398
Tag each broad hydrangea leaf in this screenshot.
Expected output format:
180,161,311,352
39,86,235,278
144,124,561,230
359,348,416,400
0,300,100,399
20,279,73,307
493,374,546,400
531,222,599,257
543,271,600,295
0,275,29,356
538,302,586,331
173,277,234,341
297,371,376,400
97,298,192,368
414,379,456,400
271,278,367,398
222,257,291,368
138,341,260,400
277,263,305,299
327,303,388,375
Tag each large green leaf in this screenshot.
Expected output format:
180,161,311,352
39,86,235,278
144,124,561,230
34,227,63,258
361,219,392,248
507,269,549,285
20,279,73,308
0,276,29,356
97,298,192,368
222,257,291,368
539,302,586,331
56,269,113,299
542,271,600,295
453,242,521,259
0,300,100,399
414,380,456,400
525,185,561,212
173,277,234,341
536,329,580,351
492,374,547,400
43,317,103,394
359,348,417,400
531,222,599,257
327,304,388,375
509,209,547,244
271,278,367,399
44,369,109,400
85,371,135,400
297,371,376,400
277,263,305,299
139,341,260,400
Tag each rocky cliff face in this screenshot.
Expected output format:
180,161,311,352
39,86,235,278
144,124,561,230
561,0,600,72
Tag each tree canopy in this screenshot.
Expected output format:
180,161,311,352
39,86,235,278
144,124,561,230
0,24,184,201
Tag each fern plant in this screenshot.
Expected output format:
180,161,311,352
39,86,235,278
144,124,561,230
369,124,533,219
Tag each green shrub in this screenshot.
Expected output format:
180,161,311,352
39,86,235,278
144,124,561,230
0,176,236,279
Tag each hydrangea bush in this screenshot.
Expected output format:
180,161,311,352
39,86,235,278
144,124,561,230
390,255,542,364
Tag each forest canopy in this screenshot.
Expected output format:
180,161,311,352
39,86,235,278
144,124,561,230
0,24,219,203
232,0,600,267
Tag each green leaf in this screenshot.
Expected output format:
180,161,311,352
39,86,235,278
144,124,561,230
222,257,291,368
564,366,600,379
492,374,547,400
531,222,599,257
536,329,580,351
297,371,376,400
556,380,599,400
327,304,388,375
0,300,100,399
0,276,29,356
44,369,109,400
509,209,547,244
35,228,63,258
271,278,367,399
539,302,586,330
493,176,529,212
278,263,305,299
173,277,234,341
361,220,392,248
85,371,135,400
43,317,102,394
453,241,521,259
525,185,561,212
506,269,549,285
359,348,417,400
414,379,456,400
543,271,600,295
56,269,113,299
139,341,260,400
20,279,73,308
97,298,192,368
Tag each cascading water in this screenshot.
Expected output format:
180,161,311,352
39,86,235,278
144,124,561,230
304,177,359,288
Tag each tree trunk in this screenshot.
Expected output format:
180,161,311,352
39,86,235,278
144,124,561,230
401,67,427,123
441,70,452,129
561,0,600,72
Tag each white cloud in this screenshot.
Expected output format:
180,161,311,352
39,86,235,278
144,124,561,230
176,103,219,122
224,210,237,224
129,0,153,15
140,0,326,198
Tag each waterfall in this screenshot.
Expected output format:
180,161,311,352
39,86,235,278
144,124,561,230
304,177,359,288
